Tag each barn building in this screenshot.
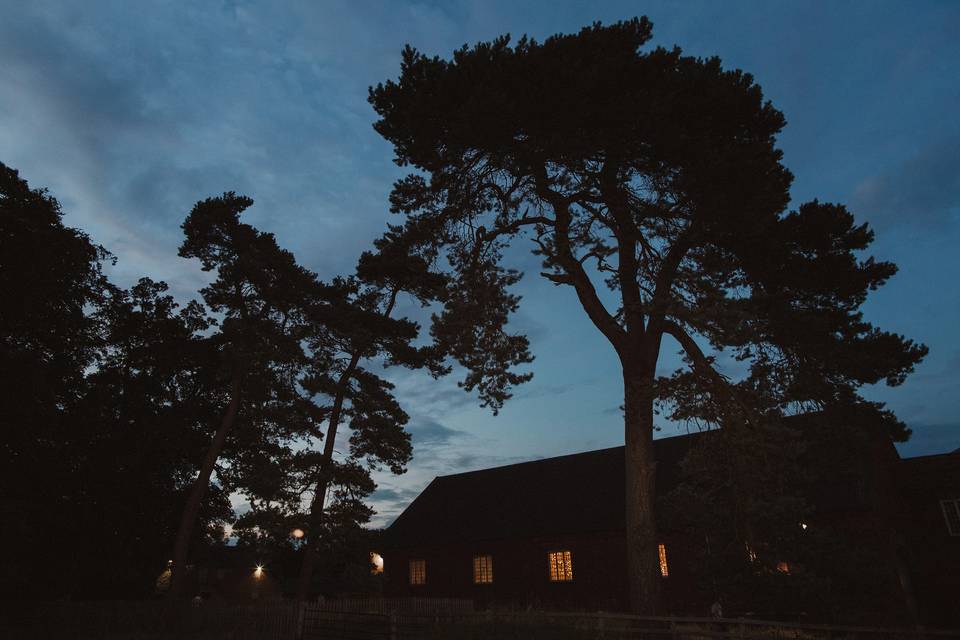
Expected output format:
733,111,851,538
378,430,960,626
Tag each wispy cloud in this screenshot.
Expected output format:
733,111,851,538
853,138,960,233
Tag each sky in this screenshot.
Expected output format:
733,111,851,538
2,1,958,527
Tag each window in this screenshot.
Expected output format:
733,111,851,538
658,544,669,577
941,499,960,536
473,555,494,584
548,550,573,582
409,559,426,585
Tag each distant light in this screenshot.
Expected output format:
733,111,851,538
291,528,305,539
370,552,384,575
800,522,808,530
254,565,264,578
777,561,790,574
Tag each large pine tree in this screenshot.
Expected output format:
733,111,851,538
368,18,927,612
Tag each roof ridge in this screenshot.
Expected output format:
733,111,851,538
435,445,623,480
433,431,709,481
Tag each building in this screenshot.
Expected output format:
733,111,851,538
379,431,960,625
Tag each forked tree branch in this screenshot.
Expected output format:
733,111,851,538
534,169,628,355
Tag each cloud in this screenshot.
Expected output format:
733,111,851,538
852,138,960,233
369,485,422,504
407,418,469,446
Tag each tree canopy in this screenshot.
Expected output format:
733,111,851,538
369,17,927,612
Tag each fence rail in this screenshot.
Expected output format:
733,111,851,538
303,604,960,640
7,599,960,639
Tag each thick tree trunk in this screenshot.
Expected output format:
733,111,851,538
168,376,241,599
623,366,659,615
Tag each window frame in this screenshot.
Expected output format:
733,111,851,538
940,499,960,536
548,550,574,582
473,554,494,584
409,559,426,586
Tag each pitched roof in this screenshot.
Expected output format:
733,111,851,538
383,431,707,549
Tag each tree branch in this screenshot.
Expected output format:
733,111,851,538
535,170,627,354
599,161,645,339
647,225,697,334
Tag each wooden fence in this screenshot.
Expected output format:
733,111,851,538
7,599,960,639
301,605,960,640
6,600,300,639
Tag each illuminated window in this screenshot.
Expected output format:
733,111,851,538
370,552,384,575
548,550,573,582
941,499,960,536
409,559,426,585
776,561,790,574
658,544,669,577
473,555,494,584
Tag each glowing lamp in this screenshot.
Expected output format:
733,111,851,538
370,552,384,575
291,528,305,539
254,564,264,578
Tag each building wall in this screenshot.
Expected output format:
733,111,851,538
898,453,960,627
383,531,630,611
382,531,698,613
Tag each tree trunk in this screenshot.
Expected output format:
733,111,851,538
295,354,360,602
168,375,242,599
623,366,659,614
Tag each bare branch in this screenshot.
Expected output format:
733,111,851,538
535,169,627,354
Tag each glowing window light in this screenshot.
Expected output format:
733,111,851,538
370,552,384,575
473,555,494,584
409,559,426,585
658,544,669,577
777,561,790,574
291,528,305,539
548,551,573,582
253,564,264,579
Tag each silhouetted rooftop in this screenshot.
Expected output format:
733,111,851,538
383,431,709,549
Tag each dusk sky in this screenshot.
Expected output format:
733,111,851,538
2,1,958,527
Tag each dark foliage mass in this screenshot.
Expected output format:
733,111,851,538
0,163,449,601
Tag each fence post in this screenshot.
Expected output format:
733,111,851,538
294,602,305,640
389,610,397,640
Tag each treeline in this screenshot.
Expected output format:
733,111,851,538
0,162,524,601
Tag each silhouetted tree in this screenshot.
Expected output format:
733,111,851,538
294,229,449,600
169,193,325,597
369,18,926,612
68,278,233,597
0,162,113,597
1,164,234,598
662,406,914,623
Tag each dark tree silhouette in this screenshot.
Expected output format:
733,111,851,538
169,193,325,597
369,18,927,612
0,161,113,597
1,164,234,598
294,229,449,600
72,278,234,596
